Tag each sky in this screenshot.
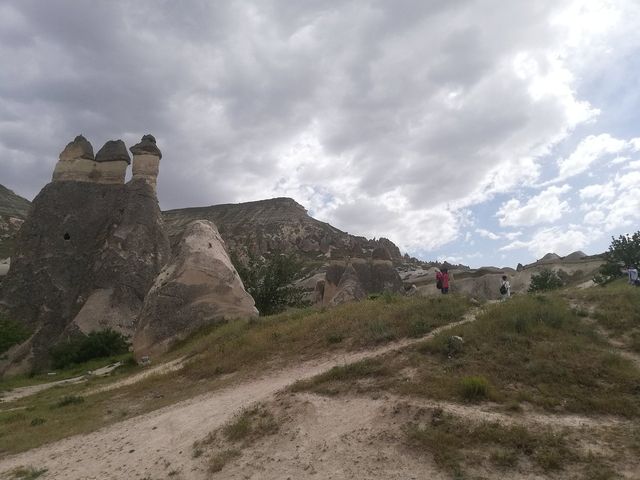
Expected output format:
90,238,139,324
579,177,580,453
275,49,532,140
1,0,639,268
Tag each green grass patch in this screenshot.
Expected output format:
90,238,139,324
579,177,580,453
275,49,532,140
208,449,241,473
459,375,491,402
291,358,392,395
407,410,575,476
222,404,279,443
53,395,85,408
178,294,471,381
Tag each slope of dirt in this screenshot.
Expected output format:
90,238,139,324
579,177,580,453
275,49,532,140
0,312,478,479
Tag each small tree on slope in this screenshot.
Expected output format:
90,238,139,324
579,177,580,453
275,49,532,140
528,269,563,293
595,231,640,284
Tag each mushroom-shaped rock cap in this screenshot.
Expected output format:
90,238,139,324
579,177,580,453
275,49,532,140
129,134,162,159
59,135,94,161
95,139,131,164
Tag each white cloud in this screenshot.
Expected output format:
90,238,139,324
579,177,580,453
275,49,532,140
584,210,605,224
556,134,627,181
475,228,500,240
579,182,615,200
500,226,592,257
496,185,572,227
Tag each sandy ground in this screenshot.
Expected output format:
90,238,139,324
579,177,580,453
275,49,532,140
0,313,479,479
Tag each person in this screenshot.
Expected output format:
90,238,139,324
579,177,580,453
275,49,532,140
628,265,638,285
436,268,450,294
500,275,511,301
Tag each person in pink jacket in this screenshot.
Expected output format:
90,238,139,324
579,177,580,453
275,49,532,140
436,268,450,294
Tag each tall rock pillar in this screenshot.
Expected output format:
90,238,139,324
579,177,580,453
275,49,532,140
51,135,96,182
130,134,161,190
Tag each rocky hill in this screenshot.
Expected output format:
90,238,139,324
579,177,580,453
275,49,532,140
0,185,31,260
163,198,403,264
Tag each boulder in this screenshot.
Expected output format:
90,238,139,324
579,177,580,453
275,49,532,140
329,263,366,306
133,220,257,357
59,135,95,161
95,140,131,164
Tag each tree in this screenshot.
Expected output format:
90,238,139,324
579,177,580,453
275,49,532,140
607,231,640,267
234,253,306,316
595,231,640,284
528,269,563,293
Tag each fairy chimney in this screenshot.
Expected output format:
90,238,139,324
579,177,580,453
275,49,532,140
52,135,96,182
130,134,161,190
93,140,131,184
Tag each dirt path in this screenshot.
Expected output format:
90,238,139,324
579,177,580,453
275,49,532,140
0,311,480,479
0,363,123,404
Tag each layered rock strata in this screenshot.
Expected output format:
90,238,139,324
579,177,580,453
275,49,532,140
134,220,257,356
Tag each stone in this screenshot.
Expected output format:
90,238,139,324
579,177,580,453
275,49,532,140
130,134,162,158
447,335,464,356
329,263,366,306
95,140,131,164
133,220,258,357
59,135,94,161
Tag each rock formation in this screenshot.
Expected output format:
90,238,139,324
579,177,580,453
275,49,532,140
134,220,258,357
131,134,162,190
320,251,404,306
1,135,170,374
0,185,30,261
162,198,404,264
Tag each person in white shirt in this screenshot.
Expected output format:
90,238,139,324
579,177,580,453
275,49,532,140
500,275,511,300
629,266,639,285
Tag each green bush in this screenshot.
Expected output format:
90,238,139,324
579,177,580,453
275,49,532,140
0,315,31,354
53,396,85,408
460,376,491,402
50,329,129,369
528,269,563,293
233,253,306,316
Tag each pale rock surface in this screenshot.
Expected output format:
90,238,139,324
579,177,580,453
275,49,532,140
134,220,257,357
131,134,161,190
328,263,367,306
52,135,97,182
93,140,130,184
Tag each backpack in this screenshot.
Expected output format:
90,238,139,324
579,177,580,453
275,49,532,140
499,283,507,295
436,279,443,289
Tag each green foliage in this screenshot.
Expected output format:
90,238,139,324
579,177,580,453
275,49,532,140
234,253,306,316
8,466,48,480
528,269,563,293
597,231,640,284
0,314,31,355
608,231,640,267
459,376,491,402
50,329,129,369
53,395,85,408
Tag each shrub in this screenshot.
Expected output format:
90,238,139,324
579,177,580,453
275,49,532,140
528,269,563,293
50,329,129,369
233,253,306,316
460,376,490,402
0,315,31,355
53,396,85,408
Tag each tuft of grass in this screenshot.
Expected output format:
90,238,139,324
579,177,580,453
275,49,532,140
222,404,279,444
29,418,46,426
208,448,241,473
53,395,85,408
291,358,391,395
8,466,48,479
407,411,574,476
459,376,491,402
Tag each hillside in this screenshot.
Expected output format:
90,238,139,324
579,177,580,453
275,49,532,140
163,197,402,262
1,283,639,479
0,185,31,260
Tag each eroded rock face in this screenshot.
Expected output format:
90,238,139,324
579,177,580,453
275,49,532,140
131,134,162,190
133,220,257,357
52,135,96,182
321,256,403,306
0,178,170,373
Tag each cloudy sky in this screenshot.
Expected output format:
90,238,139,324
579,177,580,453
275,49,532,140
1,0,639,267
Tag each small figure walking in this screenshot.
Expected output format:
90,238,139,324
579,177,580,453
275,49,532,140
436,268,450,294
500,275,511,301
628,265,639,286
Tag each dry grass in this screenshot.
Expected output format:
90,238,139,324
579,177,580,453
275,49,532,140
295,294,640,417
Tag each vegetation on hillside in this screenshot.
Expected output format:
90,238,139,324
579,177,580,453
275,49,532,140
596,230,640,283
234,253,307,315
50,329,130,369
528,268,563,292
0,314,31,355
